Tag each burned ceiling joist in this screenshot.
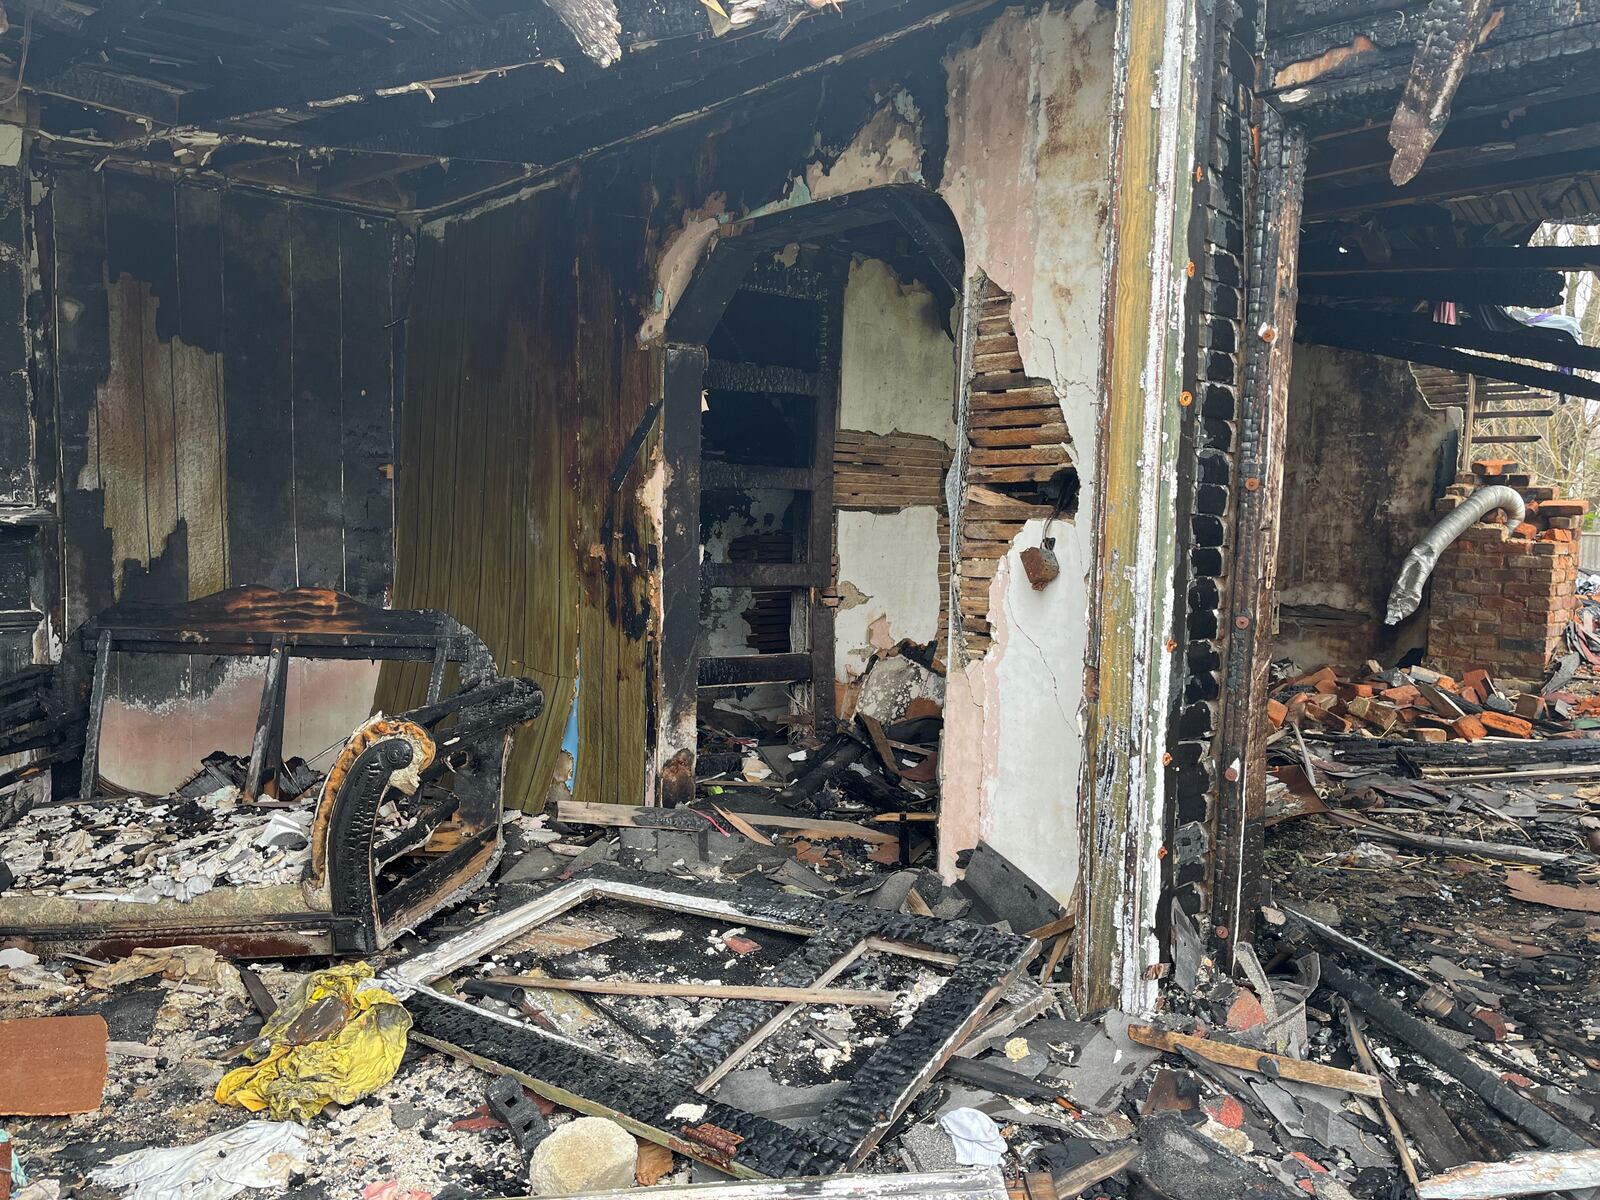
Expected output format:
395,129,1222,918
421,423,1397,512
1266,3,1600,127
194,0,982,168
1386,0,1499,185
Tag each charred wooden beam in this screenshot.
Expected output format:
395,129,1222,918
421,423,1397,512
698,653,812,687
33,64,181,124
1307,91,1600,187
701,462,813,492
1299,245,1600,275
1387,0,1498,185
1296,308,1600,373
1295,323,1600,402
701,561,827,590
1297,269,1563,307
219,0,988,165
180,10,577,125
1271,8,1600,125
1212,115,1308,968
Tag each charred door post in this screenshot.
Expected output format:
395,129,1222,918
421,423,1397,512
1078,0,1201,1012
1211,112,1308,969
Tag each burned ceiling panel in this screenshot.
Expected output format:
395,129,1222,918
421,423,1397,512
13,0,995,215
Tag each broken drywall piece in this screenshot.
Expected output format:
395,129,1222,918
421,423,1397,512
855,653,945,726
957,841,1065,934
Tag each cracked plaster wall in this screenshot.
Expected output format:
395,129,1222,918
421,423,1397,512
936,0,1114,905
632,4,1112,881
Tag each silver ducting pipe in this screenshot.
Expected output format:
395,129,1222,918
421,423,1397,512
1384,484,1526,625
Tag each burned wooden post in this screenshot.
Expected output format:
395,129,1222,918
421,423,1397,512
1212,112,1308,966
1078,0,1202,1011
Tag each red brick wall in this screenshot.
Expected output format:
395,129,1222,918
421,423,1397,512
1426,465,1583,686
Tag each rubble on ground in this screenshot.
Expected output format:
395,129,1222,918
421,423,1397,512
3,662,1598,1199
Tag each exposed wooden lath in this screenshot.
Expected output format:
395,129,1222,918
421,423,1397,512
832,426,953,663
956,282,1071,659
833,429,949,509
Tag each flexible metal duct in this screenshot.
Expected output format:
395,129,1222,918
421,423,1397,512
1384,484,1526,625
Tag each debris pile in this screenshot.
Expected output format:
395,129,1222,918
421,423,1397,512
1267,658,1600,743
0,775,326,902
5,775,1600,1200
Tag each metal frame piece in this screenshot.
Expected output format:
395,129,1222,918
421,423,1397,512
386,865,1035,1178
0,586,544,958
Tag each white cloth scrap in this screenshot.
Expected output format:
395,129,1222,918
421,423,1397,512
90,1121,312,1200
939,1107,1008,1167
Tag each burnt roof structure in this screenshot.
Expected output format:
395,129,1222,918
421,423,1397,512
13,0,997,213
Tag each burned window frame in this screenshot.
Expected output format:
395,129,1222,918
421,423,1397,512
386,864,1037,1178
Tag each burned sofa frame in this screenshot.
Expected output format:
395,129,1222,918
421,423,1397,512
385,865,1037,1178
0,585,543,958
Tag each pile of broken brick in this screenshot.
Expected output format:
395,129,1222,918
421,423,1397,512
1268,659,1600,743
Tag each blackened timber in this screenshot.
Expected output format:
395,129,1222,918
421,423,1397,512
1213,116,1308,964
1296,308,1600,374
702,563,826,590
705,360,822,397
1298,245,1600,274
1296,325,1600,403
659,345,706,804
0,163,30,508
33,65,180,124
181,10,577,125
699,653,812,687
702,463,812,492
1386,0,1498,185
1306,143,1600,220
243,636,289,802
221,192,296,588
1297,270,1563,307
289,205,345,591
1306,91,1600,188
249,0,995,164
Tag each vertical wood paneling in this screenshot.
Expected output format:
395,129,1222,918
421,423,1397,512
340,214,399,603
221,191,295,589
0,163,32,507
52,169,398,627
289,204,345,590
574,182,656,810
53,172,114,628
375,186,657,814
173,186,228,598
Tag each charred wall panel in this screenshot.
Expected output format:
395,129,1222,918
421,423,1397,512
48,168,404,625
378,189,583,813
380,169,660,814
0,155,38,677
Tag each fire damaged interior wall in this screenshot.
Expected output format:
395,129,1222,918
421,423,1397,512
936,0,1113,905
1277,344,1459,668
833,257,955,706
43,168,409,791
376,174,659,815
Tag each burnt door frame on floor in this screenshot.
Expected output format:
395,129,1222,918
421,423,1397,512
656,186,963,805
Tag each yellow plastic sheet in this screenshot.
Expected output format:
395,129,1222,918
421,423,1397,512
215,962,412,1121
